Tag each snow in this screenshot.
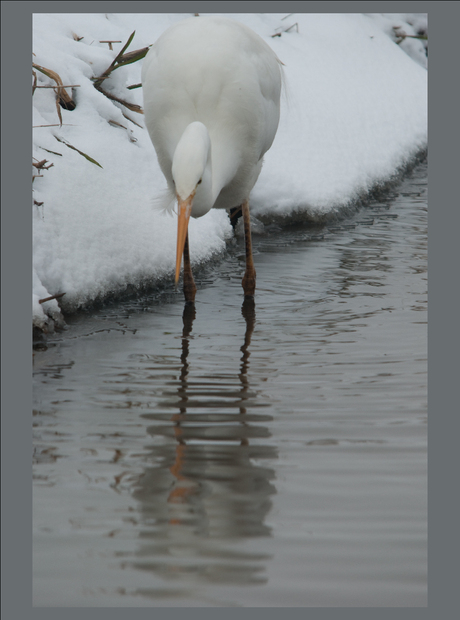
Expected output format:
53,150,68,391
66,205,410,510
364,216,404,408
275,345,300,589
32,12,427,330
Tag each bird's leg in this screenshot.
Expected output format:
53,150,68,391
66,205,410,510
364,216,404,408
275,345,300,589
241,199,256,297
229,205,243,229
182,232,197,304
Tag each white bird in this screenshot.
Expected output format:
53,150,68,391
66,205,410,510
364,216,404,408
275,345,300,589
142,15,282,302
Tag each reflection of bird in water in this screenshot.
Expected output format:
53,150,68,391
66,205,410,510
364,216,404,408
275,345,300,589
163,299,270,527
169,299,256,453
142,16,282,302
132,300,278,587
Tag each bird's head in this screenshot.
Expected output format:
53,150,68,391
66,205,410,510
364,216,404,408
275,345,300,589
172,122,212,286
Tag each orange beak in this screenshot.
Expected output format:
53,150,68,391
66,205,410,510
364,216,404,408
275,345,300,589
175,194,194,286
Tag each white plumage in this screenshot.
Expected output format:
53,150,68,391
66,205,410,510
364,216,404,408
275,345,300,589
142,16,282,301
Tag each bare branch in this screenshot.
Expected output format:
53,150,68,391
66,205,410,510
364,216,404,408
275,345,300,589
39,292,66,304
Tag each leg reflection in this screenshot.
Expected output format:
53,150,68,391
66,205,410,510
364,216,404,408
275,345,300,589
239,298,256,445
133,300,277,590
240,297,256,380
182,302,196,339
167,303,198,510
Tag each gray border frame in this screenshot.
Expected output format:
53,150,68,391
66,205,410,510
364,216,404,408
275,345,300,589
1,1,457,618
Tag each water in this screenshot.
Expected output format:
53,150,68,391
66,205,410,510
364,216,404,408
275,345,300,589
33,162,427,607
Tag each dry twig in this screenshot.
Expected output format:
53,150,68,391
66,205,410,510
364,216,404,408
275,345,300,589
92,31,148,114
33,158,54,171
93,87,143,113
38,292,66,304
33,124,76,128
122,111,143,128
100,40,122,50
271,22,299,37
34,84,80,89
109,119,138,142
393,26,428,45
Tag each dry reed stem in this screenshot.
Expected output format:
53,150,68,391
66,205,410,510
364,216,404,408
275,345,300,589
54,136,103,168
100,40,121,50
93,86,143,113
109,119,138,142
271,22,299,37
114,47,150,68
35,84,80,89
109,120,127,129
393,26,428,44
33,158,54,170
33,124,76,128
122,111,143,128
38,292,66,304
33,63,77,114
92,32,148,113
38,146,63,156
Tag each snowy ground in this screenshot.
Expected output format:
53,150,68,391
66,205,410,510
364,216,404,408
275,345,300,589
32,12,427,332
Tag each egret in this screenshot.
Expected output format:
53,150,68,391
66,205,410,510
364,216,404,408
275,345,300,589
142,16,282,302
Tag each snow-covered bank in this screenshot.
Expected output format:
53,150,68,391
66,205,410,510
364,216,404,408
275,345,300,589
32,13,427,331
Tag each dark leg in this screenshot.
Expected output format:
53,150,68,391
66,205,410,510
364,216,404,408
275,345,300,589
241,199,256,297
182,232,197,304
229,205,243,229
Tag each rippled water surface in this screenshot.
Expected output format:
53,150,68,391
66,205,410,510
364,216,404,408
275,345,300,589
33,163,427,607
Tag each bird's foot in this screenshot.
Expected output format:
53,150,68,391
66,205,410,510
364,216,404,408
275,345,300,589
229,206,243,229
242,269,256,298
183,274,197,304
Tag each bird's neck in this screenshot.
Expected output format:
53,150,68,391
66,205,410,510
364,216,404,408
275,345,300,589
209,133,240,205
172,122,241,217
172,122,212,217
